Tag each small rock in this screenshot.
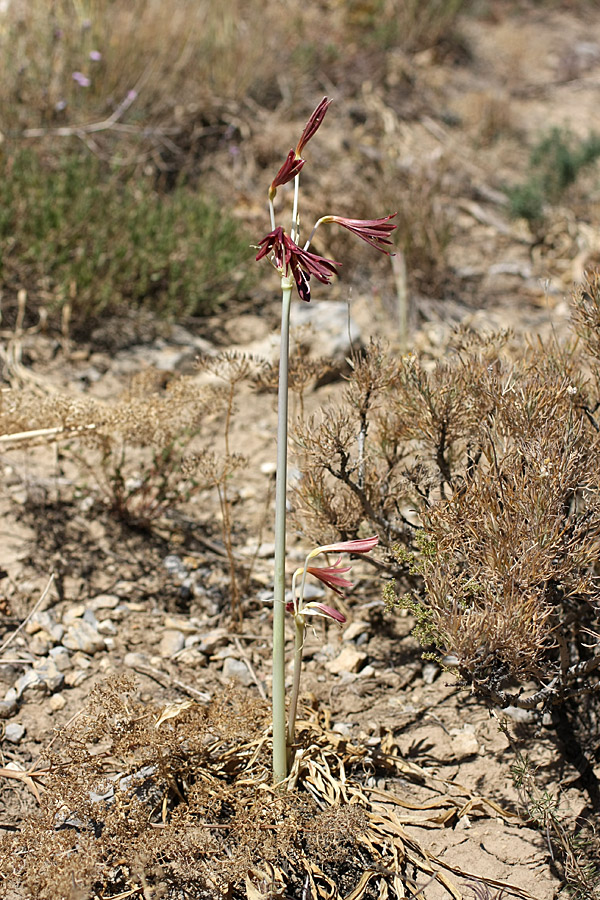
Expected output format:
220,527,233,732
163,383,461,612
88,594,121,611
222,657,253,687
72,652,93,669
29,633,51,656
48,646,72,671
49,693,67,711
25,610,57,636
331,722,353,737
450,730,479,760
97,619,118,636
82,609,100,629
198,629,229,655
164,616,197,635
359,664,376,677
325,646,367,675
175,647,207,668
33,657,65,693
342,620,370,643
64,669,91,688
0,696,17,719
159,630,186,659
422,662,440,685
260,461,277,476
14,669,46,700
62,604,86,626
4,723,25,743
124,651,151,669
62,621,106,655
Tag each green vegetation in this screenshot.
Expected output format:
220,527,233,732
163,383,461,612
507,127,600,221
0,149,253,321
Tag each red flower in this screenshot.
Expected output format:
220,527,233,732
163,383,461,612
296,97,332,157
324,214,397,253
285,600,347,624
306,558,354,596
256,226,340,302
307,535,379,559
269,149,305,201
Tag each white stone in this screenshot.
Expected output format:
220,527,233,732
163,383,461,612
62,621,106,654
164,616,197,635
342,620,370,642
4,723,25,743
49,693,67,711
88,594,121,611
222,657,253,687
325,646,367,675
159,630,186,659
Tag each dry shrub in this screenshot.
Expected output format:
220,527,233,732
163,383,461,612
1,369,224,527
0,678,370,900
293,277,600,717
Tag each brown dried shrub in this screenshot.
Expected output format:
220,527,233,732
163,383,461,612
292,279,600,718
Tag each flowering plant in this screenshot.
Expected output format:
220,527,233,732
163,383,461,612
286,536,379,756
256,97,394,781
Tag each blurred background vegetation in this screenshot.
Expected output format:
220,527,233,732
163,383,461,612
0,0,475,334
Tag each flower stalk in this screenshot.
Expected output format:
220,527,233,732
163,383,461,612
272,273,293,784
256,96,394,782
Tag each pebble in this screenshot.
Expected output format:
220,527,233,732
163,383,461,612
422,662,440,685
48,646,72,671
97,619,118,636
88,594,121,611
342,620,370,643
49,693,67,711
222,657,253,687
82,609,100,629
198,629,229,655
0,696,17,719
64,669,90,688
4,723,25,743
331,722,353,737
159,630,186,659
174,647,206,668
325,646,367,675
32,657,65,692
124,651,151,669
62,604,86,626
29,633,51,656
450,727,479,759
164,616,197,635
62,620,106,654
14,669,46,699
24,610,57,636
260,461,277,476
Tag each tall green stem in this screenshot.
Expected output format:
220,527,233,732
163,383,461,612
272,274,293,783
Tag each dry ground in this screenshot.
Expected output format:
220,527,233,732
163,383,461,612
2,3,600,898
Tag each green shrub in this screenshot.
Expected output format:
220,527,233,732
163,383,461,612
507,127,600,221
0,148,253,321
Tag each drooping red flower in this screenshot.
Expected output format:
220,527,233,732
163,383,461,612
285,600,347,623
269,149,306,201
305,558,354,596
307,535,379,559
323,214,397,253
255,226,341,302
296,97,332,157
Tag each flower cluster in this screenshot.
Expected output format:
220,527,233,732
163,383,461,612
288,535,379,624
256,97,396,302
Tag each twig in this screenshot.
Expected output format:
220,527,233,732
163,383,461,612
0,574,55,655
233,636,267,701
0,423,97,445
129,661,210,702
